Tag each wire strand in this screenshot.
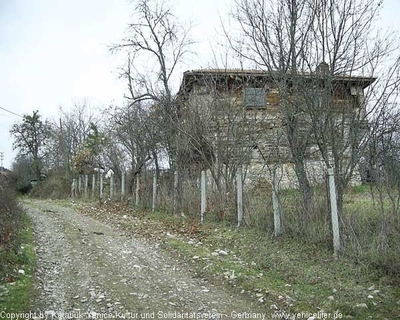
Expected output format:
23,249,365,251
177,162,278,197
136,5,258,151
0,106,22,118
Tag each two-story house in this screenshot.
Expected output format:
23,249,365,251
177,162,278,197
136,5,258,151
177,67,375,187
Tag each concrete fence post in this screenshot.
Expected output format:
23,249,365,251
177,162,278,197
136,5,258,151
327,167,341,256
152,172,157,212
71,178,76,197
100,173,103,199
135,174,140,206
121,171,125,198
78,175,82,195
201,170,207,223
272,167,282,237
110,175,114,199
173,170,178,215
84,174,88,198
236,167,243,227
92,174,96,198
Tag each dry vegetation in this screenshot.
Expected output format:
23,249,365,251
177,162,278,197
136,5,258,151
71,193,400,319
0,179,23,254
0,179,35,313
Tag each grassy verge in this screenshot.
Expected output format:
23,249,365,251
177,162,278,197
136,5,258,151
0,213,36,314
71,200,400,319
163,223,400,319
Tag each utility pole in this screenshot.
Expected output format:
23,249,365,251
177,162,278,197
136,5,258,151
0,152,4,172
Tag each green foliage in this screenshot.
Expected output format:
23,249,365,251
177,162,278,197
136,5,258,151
347,183,371,194
0,181,35,313
10,111,50,181
0,181,24,250
71,147,94,174
71,123,106,174
0,214,35,313
85,122,105,156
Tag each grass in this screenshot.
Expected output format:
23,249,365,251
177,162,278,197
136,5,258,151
163,224,400,319
341,185,400,278
245,183,400,278
0,213,36,314
69,197,400,319
29,182,399,318
17,178,400,319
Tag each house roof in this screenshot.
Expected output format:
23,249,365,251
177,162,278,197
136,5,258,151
178,68,377,95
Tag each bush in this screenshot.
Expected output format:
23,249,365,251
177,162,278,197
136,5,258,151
0,180,23,252
30,174,71,199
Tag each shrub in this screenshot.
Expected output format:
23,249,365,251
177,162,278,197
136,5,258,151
30,174,71,199
0,180,23,252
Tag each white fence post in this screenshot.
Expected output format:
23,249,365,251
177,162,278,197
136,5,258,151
272,167,282,237
100,173,103,199
78,175,82,195
110,175,114,199
71,178,76,197
135,174,140,206
152,172,157,212
121,171,125,198
173,170,178,215
201,170,207,223
84,174,88,198
92,174,96,198
327,167,341,256
237,167,243,227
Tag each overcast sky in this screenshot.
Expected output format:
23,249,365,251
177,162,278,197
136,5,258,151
1,0,399,169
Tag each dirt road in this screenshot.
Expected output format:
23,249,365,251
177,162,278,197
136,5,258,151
24,199,269,319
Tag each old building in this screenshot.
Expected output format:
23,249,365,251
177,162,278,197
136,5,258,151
177,68,375,188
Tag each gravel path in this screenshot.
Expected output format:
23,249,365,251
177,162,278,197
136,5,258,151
24,199,268,319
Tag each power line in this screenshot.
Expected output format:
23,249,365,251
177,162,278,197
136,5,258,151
0,107,22,118
0,113,21,120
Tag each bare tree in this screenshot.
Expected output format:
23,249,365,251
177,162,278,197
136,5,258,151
228,0,316,217
362,107,400,250
301,0,400,214
47,100,101,179
108,103,159,192
229,0,400,217
177,70,274,221
111,0,194,170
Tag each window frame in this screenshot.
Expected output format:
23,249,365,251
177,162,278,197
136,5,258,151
244,87,266,108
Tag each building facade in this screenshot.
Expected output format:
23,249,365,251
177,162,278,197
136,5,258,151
177,68,375,188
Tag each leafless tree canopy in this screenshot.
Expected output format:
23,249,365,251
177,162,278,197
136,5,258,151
110,0,194,175
111,0,193,106
227,0,400,214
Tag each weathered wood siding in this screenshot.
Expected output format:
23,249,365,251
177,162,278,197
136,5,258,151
182,78,363,188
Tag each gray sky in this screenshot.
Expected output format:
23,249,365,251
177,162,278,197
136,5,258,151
1,0,399,169
0,0,231,169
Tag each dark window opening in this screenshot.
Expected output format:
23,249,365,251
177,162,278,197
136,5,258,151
244,87,265,108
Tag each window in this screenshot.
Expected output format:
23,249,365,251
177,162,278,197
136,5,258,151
350,86,363,109
196,85,211,95
310,89,328,109
244,87,265,108
350,86,362,96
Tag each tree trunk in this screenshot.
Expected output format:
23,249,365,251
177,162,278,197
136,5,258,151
294,158,313,229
